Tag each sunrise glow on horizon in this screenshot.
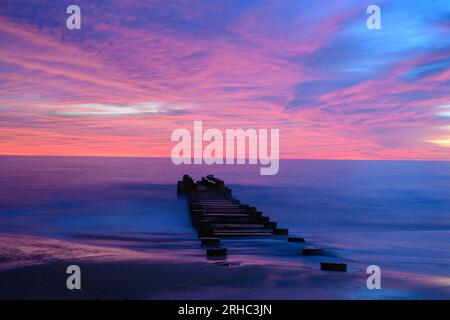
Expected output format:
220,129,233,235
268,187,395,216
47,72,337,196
1,0,449,160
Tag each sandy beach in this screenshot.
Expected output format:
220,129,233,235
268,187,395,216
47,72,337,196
1,233,449,300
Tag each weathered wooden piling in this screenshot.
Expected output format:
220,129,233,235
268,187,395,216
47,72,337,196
320,262,347,272
288,237,305,243
178,174,288,258
273,228,289,235
177,175,349,272
201,237,221,246
206,248,227,257
302,247,323,256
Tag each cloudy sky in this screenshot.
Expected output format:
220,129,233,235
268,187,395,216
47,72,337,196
0,0,449,159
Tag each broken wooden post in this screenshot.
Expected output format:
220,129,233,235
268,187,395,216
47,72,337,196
288,237,305,243
201,237,221,246
206,248,227,257
320,262,347,272
274,228,289,235
302,247,323,256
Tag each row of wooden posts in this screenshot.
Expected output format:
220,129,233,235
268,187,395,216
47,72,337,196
177,174,347,272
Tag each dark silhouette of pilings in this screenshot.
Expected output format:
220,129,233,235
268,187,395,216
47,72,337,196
177,174,347,271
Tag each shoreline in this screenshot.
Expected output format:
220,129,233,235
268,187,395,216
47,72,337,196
1,233,449,300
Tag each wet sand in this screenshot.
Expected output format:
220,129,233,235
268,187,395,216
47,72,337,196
1,233,449,300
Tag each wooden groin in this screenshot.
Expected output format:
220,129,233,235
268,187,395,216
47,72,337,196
177,174,347,271
178,175,285,250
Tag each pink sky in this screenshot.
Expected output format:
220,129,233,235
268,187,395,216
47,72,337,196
0,0,449,159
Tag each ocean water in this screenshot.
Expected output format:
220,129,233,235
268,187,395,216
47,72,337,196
0,156,449,297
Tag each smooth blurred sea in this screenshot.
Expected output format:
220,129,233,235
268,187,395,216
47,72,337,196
0,156,449,288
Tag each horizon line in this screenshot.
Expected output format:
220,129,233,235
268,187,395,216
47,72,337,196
1,154,450,162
